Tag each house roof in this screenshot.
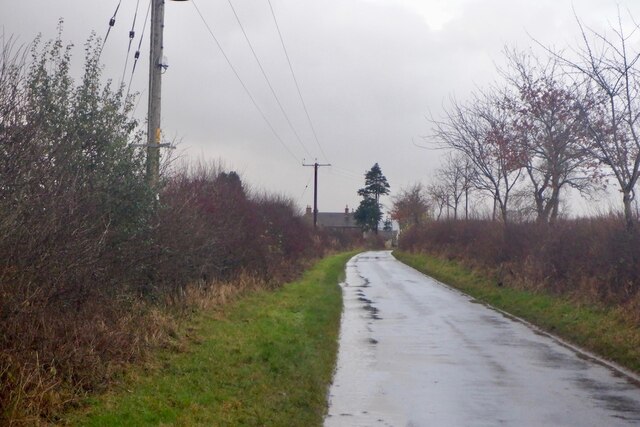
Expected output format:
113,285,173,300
316,212,360,229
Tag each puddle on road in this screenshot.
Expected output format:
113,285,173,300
358,255,385,261
355,275,371,287
479,314,510,328
538,345,589,371
362,302,382,320
355,290,382,320
573,376,640,421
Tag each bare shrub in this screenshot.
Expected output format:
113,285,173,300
315,228,364,252
399,218,640,316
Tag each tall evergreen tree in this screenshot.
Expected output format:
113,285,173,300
355,163,390,234
357,163,390,204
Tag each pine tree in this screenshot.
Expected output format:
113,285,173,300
355,163,390,234
357,163,390,204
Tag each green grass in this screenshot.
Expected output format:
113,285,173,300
394,251,640,374
66,252,357,426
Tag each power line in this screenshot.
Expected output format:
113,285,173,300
191,0,300,164
125,0,151,100
226,0,311,158
333,165,363,178
267,0,330,163
100,0,122,57
328,168,362,183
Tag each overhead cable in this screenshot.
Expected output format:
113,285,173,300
125,0,151,100
191,0,300,163
227,0,311,157
329,168,363,183
266,0,330,163
100,0,122,57
333,165,363,177
121,0,142,87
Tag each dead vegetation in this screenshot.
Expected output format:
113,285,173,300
399,218,640,324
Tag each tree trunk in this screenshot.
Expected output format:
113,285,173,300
549,197,560,224
623,191,634,230
465,188,468,220
547,179,561,225
535,194,547,224
500,203,508,224
492,196,497,221
446,195,450,219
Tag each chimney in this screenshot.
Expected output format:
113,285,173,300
306,205,312,216
345,205,349,215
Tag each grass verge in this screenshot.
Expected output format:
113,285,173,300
65,251,357,426
393,251,640,374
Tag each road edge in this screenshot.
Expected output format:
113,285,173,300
391,251,640,386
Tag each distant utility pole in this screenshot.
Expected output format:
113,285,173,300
303,160,331,228
147,0,186,186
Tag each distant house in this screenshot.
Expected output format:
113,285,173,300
304,205,360,232
305,205,398,247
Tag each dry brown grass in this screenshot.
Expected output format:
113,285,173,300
0,273,286,426
183,274,268,311
0,296,174,425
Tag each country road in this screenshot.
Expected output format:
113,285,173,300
325,251,640,427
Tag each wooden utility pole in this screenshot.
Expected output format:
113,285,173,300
147,0,187,185
303,161,331,228
146,0,164,186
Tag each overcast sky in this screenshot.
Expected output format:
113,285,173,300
2,0,640,214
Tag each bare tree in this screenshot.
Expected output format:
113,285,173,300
502,49,594,224
426,182,448,220
435,152,475,220
553,13,640,229
431,91,524,223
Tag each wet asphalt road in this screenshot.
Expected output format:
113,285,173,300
325,251,640,427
